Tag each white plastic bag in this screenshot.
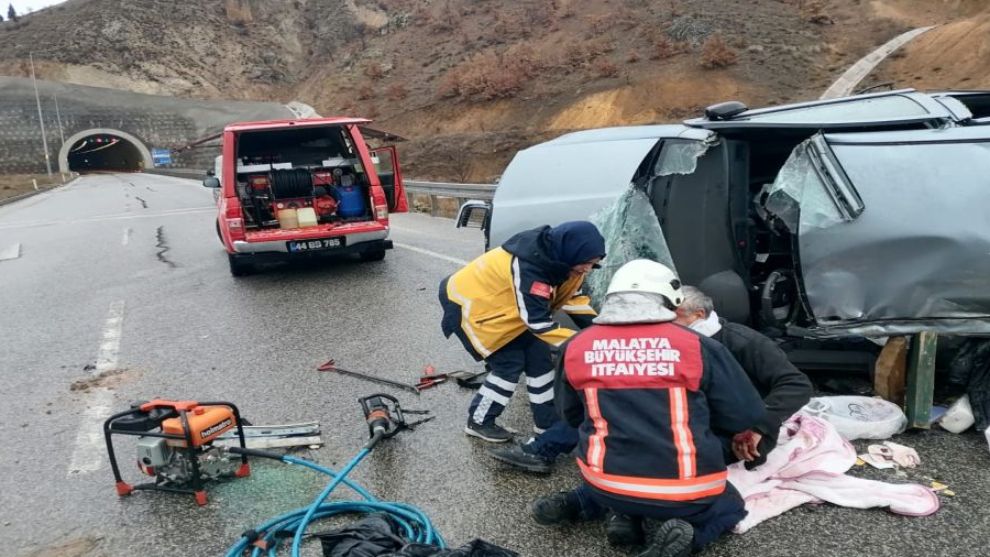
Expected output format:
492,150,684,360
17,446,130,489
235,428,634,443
800,396,908,441
939,395,975,434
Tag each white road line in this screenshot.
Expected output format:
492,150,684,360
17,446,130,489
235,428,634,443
393,242,469,266
68,300,125,476
122,227,132,246
0,207,213,231
95,301,125,373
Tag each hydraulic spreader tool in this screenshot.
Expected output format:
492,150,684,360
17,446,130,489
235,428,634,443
104,395,440,556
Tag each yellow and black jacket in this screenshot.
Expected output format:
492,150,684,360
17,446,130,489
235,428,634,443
439,226,598,359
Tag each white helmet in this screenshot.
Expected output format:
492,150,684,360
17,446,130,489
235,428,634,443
606,259,683,307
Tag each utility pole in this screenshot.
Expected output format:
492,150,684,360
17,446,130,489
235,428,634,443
29,53,53,177
53,93,65,145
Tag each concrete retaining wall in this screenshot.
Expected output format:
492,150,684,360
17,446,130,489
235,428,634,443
0,77,294,174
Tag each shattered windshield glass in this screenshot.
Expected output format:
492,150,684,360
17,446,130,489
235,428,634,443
761,139,845,232
654,141,709,176
586,186,675,308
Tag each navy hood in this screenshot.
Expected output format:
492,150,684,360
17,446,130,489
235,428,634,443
547,221,606,266
502,222,606,284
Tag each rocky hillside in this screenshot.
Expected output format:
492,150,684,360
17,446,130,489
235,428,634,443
0,0,979,180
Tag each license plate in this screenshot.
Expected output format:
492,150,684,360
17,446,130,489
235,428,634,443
287,238,344,252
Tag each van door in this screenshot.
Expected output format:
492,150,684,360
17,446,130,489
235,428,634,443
763,127,990,337
370,146,408,213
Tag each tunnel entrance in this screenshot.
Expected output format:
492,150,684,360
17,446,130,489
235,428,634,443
66,133,145,173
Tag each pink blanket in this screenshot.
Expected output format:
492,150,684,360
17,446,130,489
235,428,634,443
727,414,940,533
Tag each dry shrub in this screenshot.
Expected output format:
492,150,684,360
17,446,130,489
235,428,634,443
357,83,374,100
593,58,619,78
386,82,409,100
492,12,512,38
802,1,834,25
651,35,690,60
363,63,386,80
438,47,540,101
586,14,615,35
531,0,556,27
700,34,738,69
552,37,617,70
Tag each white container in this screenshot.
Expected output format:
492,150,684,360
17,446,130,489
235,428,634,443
939,395,975,434
800,396,908,440
297,207,318,228
277,208,299,229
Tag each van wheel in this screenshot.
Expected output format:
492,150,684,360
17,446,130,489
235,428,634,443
359,248,387,262
228,254,253,276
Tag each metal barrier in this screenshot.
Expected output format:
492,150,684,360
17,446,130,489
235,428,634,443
404,180,495,217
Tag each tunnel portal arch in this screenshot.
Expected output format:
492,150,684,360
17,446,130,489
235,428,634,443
58,128,155,174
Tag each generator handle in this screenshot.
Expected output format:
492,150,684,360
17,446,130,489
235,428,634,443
103,407,144,484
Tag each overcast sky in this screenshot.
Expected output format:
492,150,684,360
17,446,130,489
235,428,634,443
7,0,66,15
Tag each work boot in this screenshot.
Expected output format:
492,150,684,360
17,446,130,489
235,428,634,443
606,511,645,546
464,420,513,443
489,443,553,474
531,492,581,525
635,519,694,557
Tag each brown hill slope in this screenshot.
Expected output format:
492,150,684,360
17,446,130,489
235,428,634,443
0,0,948,179
868,1,990,91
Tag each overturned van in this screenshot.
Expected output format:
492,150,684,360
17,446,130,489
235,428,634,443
459,89,990,370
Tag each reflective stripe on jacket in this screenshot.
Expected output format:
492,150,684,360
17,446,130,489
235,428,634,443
557,322,765,505
442,246,595,358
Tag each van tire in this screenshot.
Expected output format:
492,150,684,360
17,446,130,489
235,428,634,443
228,254,253,276
359,247,387,262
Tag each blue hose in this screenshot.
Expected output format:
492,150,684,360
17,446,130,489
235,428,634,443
225,447,444,557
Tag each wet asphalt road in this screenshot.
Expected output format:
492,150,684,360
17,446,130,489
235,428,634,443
1,174,988,557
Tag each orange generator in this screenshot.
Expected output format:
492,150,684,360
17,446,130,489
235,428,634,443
104,399,250,506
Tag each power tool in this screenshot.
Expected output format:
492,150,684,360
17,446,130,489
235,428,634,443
104,399,250,506
224,394,437,556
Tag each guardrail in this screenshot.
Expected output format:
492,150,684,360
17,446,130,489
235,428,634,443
404,180,496,200
144,168,205,179
404,180,495,217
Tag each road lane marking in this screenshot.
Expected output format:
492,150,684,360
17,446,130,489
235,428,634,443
68,300,125,476
0,207,213,231
122,227,132,246
95,301,125,373
393,242,469,266
0,243,21,261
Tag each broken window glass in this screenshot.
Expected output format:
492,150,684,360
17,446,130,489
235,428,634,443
654,140,709,176
586,186,675,308
761,140,844,232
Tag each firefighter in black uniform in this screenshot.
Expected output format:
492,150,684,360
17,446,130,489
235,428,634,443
531,260,765,557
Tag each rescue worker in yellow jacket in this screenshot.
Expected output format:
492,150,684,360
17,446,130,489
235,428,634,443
439,221,606,442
